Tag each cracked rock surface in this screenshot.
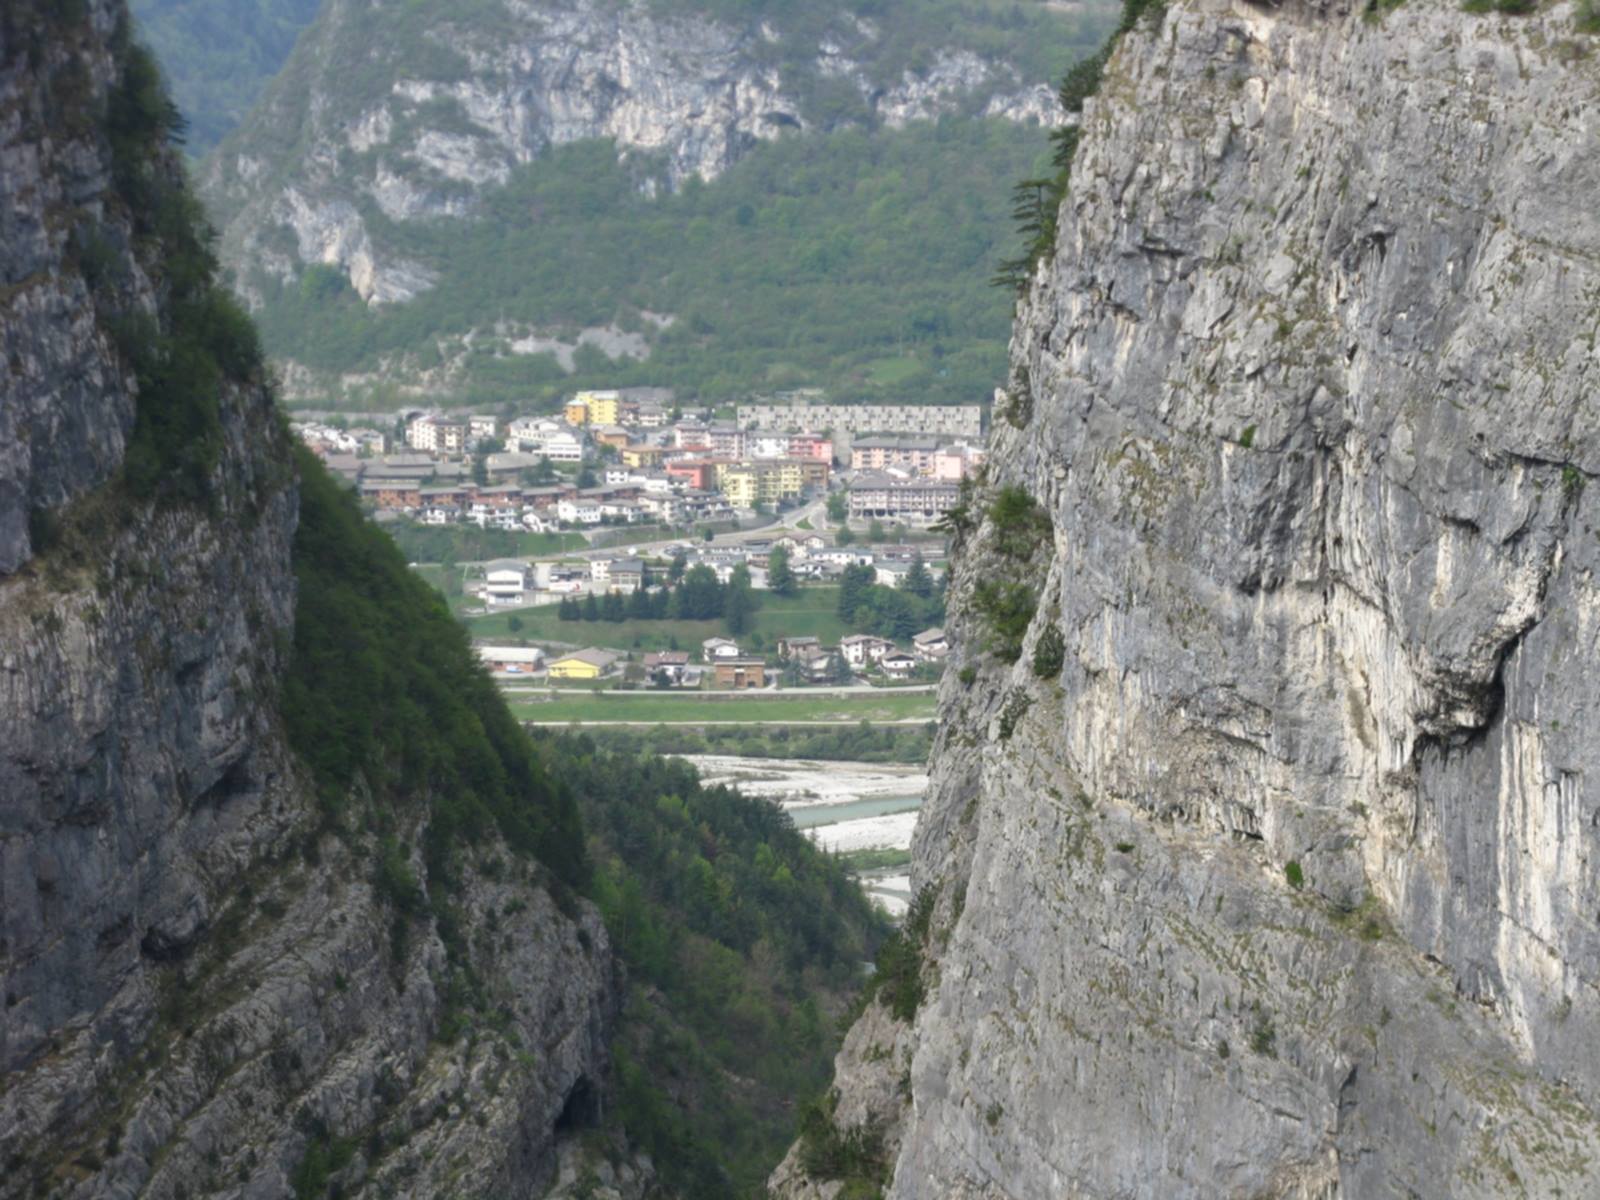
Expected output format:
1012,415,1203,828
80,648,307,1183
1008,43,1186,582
777,2,1600,1196
1,4,617,1196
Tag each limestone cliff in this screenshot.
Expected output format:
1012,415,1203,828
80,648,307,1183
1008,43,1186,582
776,1,1600,1196
0,4,618,1196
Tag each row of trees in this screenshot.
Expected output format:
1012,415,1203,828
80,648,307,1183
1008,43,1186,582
557,562,764,633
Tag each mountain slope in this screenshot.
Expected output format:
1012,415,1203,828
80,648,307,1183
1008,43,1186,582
128,0,321,154
0,4,883,1196
199,0,1118,407
774,1,1600,1196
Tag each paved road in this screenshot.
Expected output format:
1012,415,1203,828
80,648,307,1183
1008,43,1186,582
568,493,830,561
464,493,835,571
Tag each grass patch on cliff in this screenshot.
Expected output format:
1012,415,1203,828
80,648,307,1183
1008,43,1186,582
99,30,272,508
798,1090,891,1195
969,485,1051,663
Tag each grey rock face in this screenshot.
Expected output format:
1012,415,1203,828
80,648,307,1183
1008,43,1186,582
202,0,1068,307
0,2,139,574
779,2,1600,1196
0,3,617,1195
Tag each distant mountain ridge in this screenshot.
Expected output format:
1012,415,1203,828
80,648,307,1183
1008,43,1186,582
197,0,1117,408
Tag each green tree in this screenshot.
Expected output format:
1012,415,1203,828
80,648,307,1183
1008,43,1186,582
838,562,876,622
901,552,933,599
669,550,688,582
603,591,626,622
868,519,887,544
826,491,848,524
677,565,724,620
725,564,758,636
582,593,601,621
767,545,799,597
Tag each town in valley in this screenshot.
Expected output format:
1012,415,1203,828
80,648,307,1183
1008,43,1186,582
293,389,986,699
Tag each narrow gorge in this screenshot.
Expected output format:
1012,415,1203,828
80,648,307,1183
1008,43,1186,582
774,1,1600,1196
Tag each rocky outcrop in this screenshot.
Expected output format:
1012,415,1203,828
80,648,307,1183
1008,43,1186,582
778,1,1600,1195
0,3,617,1196
0,1,139,574
202,0,1072,306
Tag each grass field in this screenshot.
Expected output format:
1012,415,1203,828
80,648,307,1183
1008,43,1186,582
511,690,936,725
468,586,849,649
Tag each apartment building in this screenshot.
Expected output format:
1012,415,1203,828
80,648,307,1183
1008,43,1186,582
737,402,983,438
847,472,961,522
850,435,941,474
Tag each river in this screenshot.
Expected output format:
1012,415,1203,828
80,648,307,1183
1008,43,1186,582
680,754,926,917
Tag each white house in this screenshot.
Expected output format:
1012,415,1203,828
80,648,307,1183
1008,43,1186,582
749,433,791,459
541,430,585,462
641,494,683,523
600,500,644,523
881,650,917,677
543,565,588,594
468,414,499,441
483,561,529,607
702,637,741,663
912,628,949,661
840,634,895,668
557,499,603,525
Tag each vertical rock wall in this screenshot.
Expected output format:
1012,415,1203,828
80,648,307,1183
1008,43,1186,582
0,4,617,1196
781,2,1600,1195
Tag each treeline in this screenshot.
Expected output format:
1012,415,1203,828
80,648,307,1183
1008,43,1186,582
838,558,943,640
584,721,935,765
559,560,763,632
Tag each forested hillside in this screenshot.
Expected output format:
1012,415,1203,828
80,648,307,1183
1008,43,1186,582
195,0,1118,408
255,120,1052,409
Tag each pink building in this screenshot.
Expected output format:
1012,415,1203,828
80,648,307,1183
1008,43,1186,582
788,432,834,462
933,443,986,481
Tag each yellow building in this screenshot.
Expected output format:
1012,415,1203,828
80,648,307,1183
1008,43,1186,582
563,399,589,426
547,648,618,680
720,460,807,508
574,390,622,426
721,468,761,509
622,443,666,468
